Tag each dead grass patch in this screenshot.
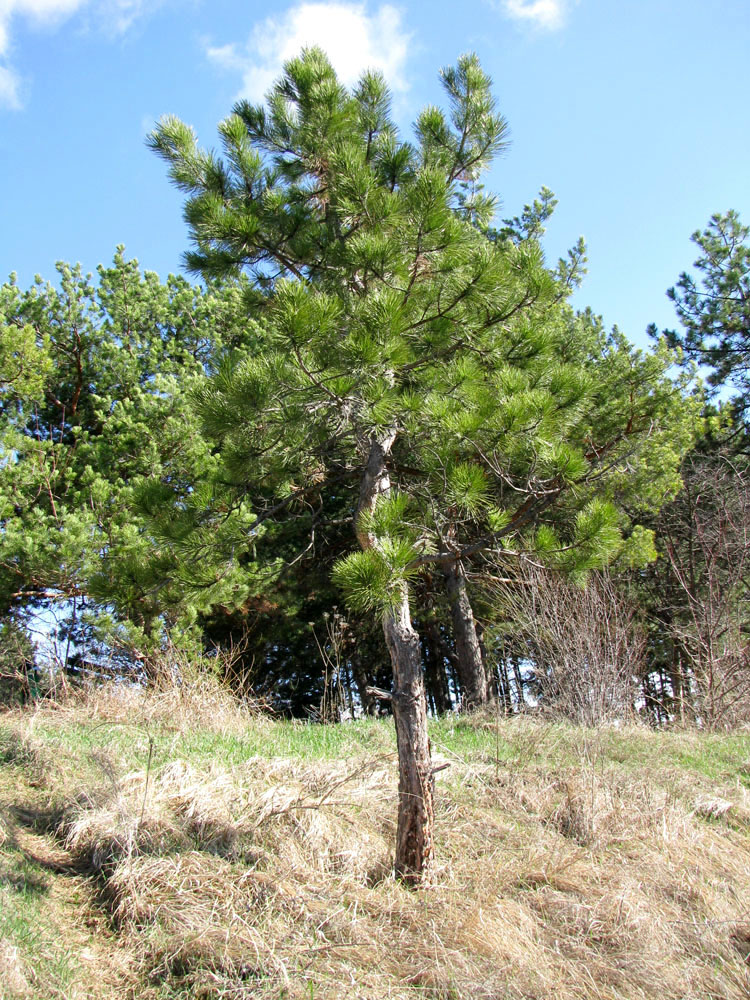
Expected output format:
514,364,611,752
57,749,750,998
53,672,263,736
0,939,31,999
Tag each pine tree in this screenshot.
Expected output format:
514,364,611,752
0,252,254,668
661,210,750,427
638,210,750,722
149,50,691,884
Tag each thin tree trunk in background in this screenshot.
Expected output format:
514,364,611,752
679,648,693,720
642,674,659,726
497,656,513,713
512,656,525,711
670,652,685,724
423,626,453,715
343,662,355,718
446,561,489,711
658,667,669,724
356,435,434,886
426,621,458,711
476,621,497,707
422,635,437,714
351,651,377,715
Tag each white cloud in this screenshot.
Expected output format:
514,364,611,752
501,0,568,30
0,0,88,55
207,2,412,103
0,59,20,107
0,0,158,109
96,0,165,36
0,0,90,108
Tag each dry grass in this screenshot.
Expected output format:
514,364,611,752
0,938,31,999
28,669,264,735
1,685,749,999
0,809,10,849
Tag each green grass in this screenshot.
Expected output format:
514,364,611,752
3,711,747,793
6,716,395,779
179,715,394,762
430,715,750,780
0,842,77,998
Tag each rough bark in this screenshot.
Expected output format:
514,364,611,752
384,590,435,885
356,434,435,886
446,561,489,711
355,432,396,552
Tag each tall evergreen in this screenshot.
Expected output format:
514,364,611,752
150,50,691,883
636,209,750,725
661,210,750,433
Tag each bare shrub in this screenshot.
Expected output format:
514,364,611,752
658,454,750,728
311,611,351,722
495,566,644,725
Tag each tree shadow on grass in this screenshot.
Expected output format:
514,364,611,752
1,801,87,897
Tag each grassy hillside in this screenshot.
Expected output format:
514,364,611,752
1,681,749,999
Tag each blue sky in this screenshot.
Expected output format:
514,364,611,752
1,0,748,347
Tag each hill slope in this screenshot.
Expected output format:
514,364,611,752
1,683,749,999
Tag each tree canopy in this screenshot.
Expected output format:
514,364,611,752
0,252,257,667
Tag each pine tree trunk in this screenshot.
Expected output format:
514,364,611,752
446,561,489,711
384,590,435,885
356,434,434,886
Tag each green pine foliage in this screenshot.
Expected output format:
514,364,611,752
0,251,254,657
148,48,694,631
663,210,750,410
0,49,703,716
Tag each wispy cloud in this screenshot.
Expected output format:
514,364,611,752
501,0,570,31
97,0,154,35
0,0,88,108
0,0,89,57
206,2,412,104
0,0,160,109
0,60,20,108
